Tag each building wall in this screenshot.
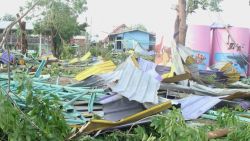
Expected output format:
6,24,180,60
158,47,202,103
70,38,86,47
0,34,50,46
123,31,150,50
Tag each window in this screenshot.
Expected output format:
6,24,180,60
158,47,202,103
116,37,123,50
149,35,156,42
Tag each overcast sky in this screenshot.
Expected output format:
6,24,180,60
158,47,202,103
0,0,249,45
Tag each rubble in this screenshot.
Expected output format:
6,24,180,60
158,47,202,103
0,40,250,139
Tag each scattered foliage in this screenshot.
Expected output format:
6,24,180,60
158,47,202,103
150,108,207,141
42,63,83,76
60,44,77,59
0,73,70,141
89,45,129,65
76,107,250,141
216,108,239,128
241,77,250,85
187,0,223,14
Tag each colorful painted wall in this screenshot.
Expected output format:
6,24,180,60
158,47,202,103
186,25,212,70
212,27,250,75
186,25,250,76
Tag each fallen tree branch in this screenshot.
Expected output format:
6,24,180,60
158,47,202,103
1,0,40,94
0,88,42,132
207,128,230,139
0,0,44,135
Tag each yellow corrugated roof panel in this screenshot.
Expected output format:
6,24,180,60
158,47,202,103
80,52,91,62
69,58,79,64
219,62,240,83
79,101,172,133
220,63,232,72
75,60,116,81
69,52,92,64
162,65,175,79
40,54,57,60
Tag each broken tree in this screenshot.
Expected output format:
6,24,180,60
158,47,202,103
174,0,223,45
16,14,28,55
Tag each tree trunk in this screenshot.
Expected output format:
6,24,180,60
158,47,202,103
174,15,180,43
16,14,28,55
174,0,187,46
51,29,58,58
207,128,230,139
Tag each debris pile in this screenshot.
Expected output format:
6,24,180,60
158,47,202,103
0,42,250,139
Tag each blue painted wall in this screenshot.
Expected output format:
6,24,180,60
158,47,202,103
124,31,149,49
114,30,154,50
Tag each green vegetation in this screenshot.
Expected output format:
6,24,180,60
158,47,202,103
187,0,223,13
150,108,207,141
175,0,223,45
241,77,250,85
1,0,250,140
74,108,250,141
88,43,154,65
0,73,69,141
42,63,84,76
1,75,250,141
25,0,87,57
89,45,129,65
60,44,78,60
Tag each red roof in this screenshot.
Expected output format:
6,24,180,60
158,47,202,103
103,24,128,43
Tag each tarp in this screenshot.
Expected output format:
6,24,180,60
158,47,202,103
1,51,14,64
